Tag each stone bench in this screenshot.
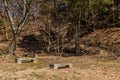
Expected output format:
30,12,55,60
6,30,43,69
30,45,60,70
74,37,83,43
50,63,72,69
17,57,37,64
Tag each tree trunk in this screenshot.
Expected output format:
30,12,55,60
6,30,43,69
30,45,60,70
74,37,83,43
75,39,80,55
75,21,80,56
3,0,30,55
8,34,17,55
3,19,9,40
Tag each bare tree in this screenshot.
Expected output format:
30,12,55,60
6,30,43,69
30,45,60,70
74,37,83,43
3,0,31,54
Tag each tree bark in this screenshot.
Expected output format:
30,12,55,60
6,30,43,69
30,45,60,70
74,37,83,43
8,33,18,55
75,21,80,56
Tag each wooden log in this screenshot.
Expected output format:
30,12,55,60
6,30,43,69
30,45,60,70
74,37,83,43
17,58,37,64
50,63,72,69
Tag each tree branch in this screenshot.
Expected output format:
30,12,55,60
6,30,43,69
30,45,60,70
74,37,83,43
17,0,31,34
3,0,16,31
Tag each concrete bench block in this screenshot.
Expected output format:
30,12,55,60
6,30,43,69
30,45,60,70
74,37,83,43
17,58,37,64
50,63,72,69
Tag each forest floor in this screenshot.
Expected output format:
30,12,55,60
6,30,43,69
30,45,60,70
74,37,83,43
0,27,120,80
0,55,120,80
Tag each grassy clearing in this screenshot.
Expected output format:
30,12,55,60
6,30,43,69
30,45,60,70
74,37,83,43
0,55,120,80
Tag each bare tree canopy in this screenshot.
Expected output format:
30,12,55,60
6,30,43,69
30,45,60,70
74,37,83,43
0,0,119,56
3,0,31,54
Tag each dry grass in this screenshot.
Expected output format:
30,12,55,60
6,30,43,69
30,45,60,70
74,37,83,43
0,55,120,80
